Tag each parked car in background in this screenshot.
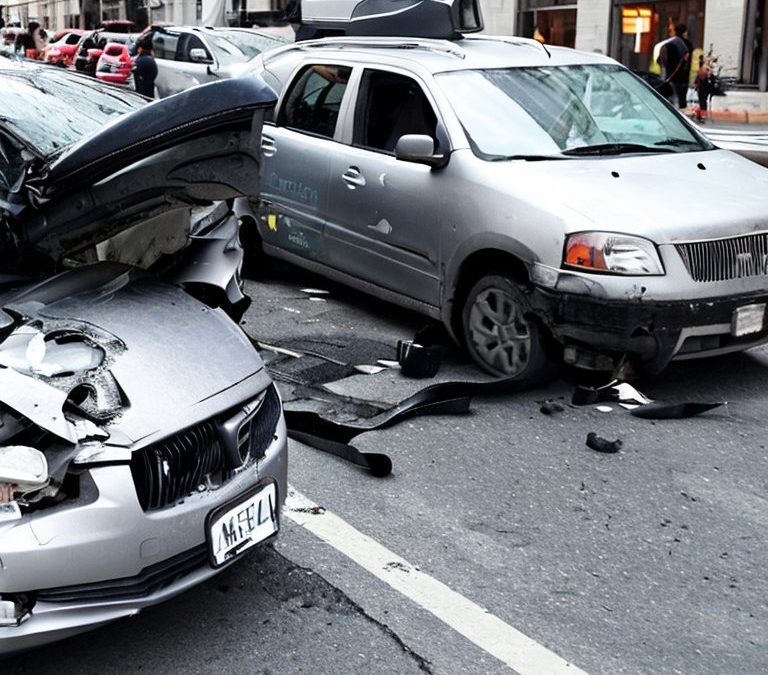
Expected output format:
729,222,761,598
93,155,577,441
73,29,131,75
42,29,83,67
96,19,137,33
95,41,134,85
0,60,286,653
133,25,287,98
244,35,768,382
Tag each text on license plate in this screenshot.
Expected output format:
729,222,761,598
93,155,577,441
208,482,278,567
732,303,766,337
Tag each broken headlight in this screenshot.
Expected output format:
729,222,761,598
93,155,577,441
563,232,664,275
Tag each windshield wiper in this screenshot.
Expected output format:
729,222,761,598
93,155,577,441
653,137,702,147
489,154,570,162
561,143,674,156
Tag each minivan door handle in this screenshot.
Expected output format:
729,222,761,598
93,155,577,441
261,135,277,158
342,167,366,189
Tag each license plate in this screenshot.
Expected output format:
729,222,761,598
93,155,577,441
732,303,766,337
206,481,278,567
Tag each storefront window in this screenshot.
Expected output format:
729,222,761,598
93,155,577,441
610,0,704,80
517,0,577,48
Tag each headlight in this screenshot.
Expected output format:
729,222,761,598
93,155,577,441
563,232,664,275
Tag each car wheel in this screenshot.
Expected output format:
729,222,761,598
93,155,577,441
461,274,554,381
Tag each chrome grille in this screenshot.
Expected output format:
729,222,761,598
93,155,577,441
676,232,768,282
130,385,281,511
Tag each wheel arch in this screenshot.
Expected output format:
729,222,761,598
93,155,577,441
443,242,536,343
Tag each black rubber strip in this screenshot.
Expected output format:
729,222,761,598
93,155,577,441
630,401,723,419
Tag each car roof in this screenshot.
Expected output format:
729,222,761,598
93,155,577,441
154,25,281,37
262,34,617,73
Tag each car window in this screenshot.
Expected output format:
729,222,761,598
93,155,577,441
353,70,438,154
152,31,179,60
278,64,352,138
437,64,707,159
66,33,81,45
178,34,210,62
206,31,286,67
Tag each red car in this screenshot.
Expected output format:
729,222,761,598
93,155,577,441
42,29,84,67
95,42,134,85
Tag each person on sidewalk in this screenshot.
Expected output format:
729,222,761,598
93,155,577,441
658,23,691,108
694,55,713,122
133,37,158,99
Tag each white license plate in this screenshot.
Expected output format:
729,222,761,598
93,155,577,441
732,303,766,337
207,481,278,567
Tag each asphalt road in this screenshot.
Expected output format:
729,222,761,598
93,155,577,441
6,259,768,674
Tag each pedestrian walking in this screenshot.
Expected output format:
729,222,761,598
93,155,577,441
133,37,158,99
694,55,713,122
15,20,46,59
657,23,691,108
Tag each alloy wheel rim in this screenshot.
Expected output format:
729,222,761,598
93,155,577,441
468,286,532,375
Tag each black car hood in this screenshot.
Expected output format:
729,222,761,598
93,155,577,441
5,77,276,265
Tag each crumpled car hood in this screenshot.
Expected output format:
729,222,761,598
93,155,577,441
0,263,267,445
504,149,768,242
2,76,276,267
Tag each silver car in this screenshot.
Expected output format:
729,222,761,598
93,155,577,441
0,61,287,652
244,36,768,381
141,26,288,98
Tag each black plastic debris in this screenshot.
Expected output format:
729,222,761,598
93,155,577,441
572,383,620,406
397,339,443,378
539,400,565,415
585,432,622,453
630,401,723,419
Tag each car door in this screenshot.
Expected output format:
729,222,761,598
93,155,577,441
324,68,446,306
257,62,353,263
153,31,213,98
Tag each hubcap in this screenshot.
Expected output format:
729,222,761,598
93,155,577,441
468,286,532,376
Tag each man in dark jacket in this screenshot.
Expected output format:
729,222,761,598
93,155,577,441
658,23,691,108
133,37,158,98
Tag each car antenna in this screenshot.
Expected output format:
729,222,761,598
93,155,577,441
539,41,551,58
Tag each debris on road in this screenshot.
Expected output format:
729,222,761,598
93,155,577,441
585,432,623,453
396,339,443,378
539,399,565,415
630,401,724,419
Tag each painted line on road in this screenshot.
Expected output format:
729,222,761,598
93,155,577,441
285,486,588,675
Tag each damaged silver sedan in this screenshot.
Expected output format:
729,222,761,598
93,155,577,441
0,60,287,652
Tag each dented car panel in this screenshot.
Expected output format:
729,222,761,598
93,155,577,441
0,61,286,652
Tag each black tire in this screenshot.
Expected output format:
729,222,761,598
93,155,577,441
461,274,555,382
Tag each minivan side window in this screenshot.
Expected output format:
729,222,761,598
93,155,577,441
152,31,179,60
279,64,352,138
353,70,438,153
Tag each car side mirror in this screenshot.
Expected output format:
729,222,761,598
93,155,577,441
189,47,213,64
394,134,448,168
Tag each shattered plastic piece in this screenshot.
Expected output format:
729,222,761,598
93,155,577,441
596,405,613,413
539,400,564,415
300,288,330,295
585,432,622,453
630,401,723,419
572,382,620,406
256,341,303,359
397,340,442,378
282,307,301,314
354,365,387,375
74,419,110,441
614,382,653,405
308,297,326,303
619,403,641,410
377,359,400,368
0,502,21,522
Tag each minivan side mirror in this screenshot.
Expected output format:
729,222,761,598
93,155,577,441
189,47,213,64
394,134,448,168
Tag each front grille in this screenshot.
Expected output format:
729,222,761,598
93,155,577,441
242,383,281,461
130,385,281,512
131,419,226,511
36,544,208,604
676,232,768,282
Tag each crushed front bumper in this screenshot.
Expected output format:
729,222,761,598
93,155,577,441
0,417,287,655
533,286,768,372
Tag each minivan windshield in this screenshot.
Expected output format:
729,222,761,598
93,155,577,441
436,64,710,160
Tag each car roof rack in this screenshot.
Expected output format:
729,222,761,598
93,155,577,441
296,37,467,59
463,34,552,58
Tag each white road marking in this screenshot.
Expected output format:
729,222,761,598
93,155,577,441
285,487,588,675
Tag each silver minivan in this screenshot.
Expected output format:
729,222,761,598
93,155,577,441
244,36,768,382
